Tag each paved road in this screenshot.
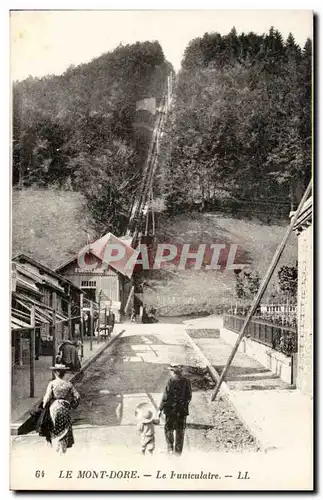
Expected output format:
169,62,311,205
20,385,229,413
11,324,257,461
10,323,311,491
11,324,210,457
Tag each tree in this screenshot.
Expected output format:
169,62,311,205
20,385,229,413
278,264,298,299
163,28,311,219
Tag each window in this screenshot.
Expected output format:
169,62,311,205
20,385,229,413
81,280,97,288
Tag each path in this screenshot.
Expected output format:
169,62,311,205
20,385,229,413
10,322,312,491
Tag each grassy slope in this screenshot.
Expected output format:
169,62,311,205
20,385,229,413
143,212,298,316
12,190,298,315
12,188,91,269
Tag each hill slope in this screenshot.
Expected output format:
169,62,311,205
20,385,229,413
142,212,298,316
12,188,91,269
12,190,298,314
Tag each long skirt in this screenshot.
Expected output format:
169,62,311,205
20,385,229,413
49,400,74,453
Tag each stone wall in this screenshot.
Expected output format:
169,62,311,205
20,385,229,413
293,196,313,398
296,224,313,397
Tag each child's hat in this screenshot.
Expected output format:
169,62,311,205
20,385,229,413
141,409,153,423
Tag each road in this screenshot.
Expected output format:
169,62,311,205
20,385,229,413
11,323,257,461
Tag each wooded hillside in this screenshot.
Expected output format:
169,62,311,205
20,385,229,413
160,28,312,220
13,41,173,236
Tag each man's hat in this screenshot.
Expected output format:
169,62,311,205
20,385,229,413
168,364,183,373
49,363,70,371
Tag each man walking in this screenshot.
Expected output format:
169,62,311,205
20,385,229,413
158,364,192,455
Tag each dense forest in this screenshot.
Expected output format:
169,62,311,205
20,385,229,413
160,28,312,221
12,28,312,237
12,41,172,235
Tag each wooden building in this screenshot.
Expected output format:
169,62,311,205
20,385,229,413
11,254,82,364
55,232,135,322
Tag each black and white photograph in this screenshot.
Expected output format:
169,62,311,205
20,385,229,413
9,9,313,491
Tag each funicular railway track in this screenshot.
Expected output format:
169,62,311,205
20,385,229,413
126,76,172,244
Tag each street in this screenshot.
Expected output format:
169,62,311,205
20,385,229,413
11,323,257,459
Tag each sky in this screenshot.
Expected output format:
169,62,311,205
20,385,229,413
10,10,313,81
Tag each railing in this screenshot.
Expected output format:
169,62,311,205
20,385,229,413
223,314,297,356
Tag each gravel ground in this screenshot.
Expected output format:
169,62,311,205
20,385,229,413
184,366,259,453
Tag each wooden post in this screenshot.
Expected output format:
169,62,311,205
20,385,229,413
90,300,93,351
68,286,72,340
151,190,155,237
211,181,312,401
80,293,84,358
104,307,107,337
19,331,23,367
52,292,57,377
125,286,134,316
97,292,101,344
30,306,35,397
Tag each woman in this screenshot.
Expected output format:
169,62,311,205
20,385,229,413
43,363,80,454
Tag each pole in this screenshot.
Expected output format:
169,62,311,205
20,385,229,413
97,292,101,344
90,300,93,351
125,286,134,315
104,307,107,337
68,285,72,340
211,181,312,401
29,306,35,397
52,292,57,378
151,189,155,237
80,293,84,358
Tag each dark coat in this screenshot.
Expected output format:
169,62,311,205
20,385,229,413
159,375,192,416
29,403,53,443
59,342,81,372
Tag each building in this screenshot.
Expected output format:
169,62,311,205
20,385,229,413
12,254,82,365
292,195,313,397
55,232,136,322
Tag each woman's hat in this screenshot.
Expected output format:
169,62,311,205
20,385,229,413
49,363,70,371
168,364,183,373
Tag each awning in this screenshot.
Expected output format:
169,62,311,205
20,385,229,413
16,277,43,296
11,317,31,329
12,292,68,325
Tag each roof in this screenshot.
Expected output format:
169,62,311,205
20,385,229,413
55,232,137,279
13,253,82,294
292,195,313,233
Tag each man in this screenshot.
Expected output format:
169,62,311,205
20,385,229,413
58,340,81,373
158,364,192,455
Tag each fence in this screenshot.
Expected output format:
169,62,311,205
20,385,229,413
223,314,297,356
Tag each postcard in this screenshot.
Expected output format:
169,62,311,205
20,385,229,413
10,9,313,491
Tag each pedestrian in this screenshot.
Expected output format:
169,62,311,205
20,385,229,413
58,339,81,372
42,363,80,454
130,307,136,322
158,364,192,456
136,408,160,455
83,311,88,335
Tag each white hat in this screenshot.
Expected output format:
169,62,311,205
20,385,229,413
49,364,70,371
141,409,153,424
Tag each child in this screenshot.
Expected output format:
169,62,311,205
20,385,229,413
136,409,159,455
